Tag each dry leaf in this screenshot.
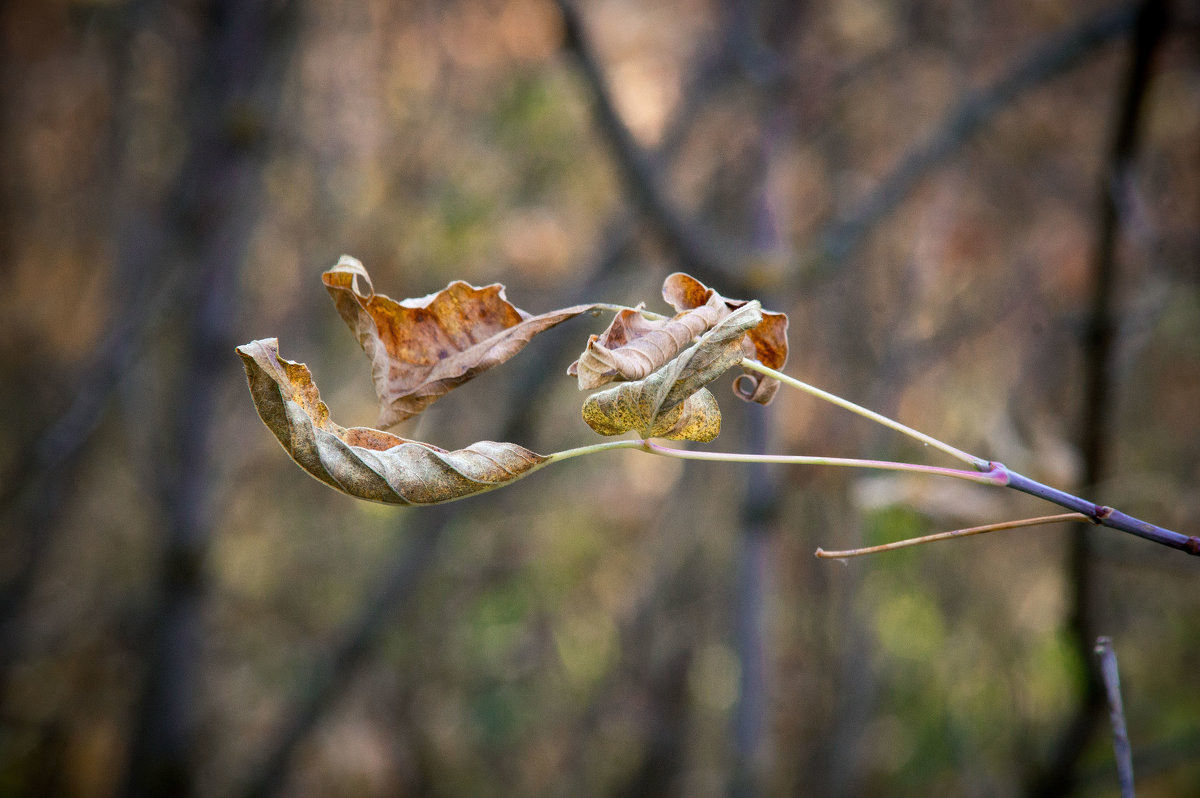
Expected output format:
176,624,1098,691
581,302,763,441
583,388,724,441
323,256,594,429
662,272,789,404
567,272,789,402
237,338,549,505
568,295,726,390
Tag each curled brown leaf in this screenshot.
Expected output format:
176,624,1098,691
581,302,763,441
663,272,789,404
237,338,550,505
323,256,595,428
568,296,726,390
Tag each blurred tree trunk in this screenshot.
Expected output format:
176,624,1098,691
1028,0,1168,795
119,1,296,796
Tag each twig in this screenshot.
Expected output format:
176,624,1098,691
740,358,1199,556
1094,637,1136,798
1078,729,1200,792
998,465,1196,555
553,0,754,284
817,2,1140,267
1031,3,1169,792
640,441,1007,486
815,513,1086,558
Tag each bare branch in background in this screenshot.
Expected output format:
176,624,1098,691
119,2,300,796
238,522,443,798
1028,1,1168,794
815,2,1141,271
1094,637,1136,798
555,0,1146,299
553,0,759,286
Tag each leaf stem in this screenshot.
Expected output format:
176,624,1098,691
640,440,1006,486
814,513,1087,558
588,303,669,320
546,438,648,463
740,358,987,468
736,359,1198,556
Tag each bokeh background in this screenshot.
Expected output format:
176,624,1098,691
2,0,1198,796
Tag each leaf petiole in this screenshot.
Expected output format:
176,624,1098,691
588,303,669,320
545,438,647,463
639,439,1007,485
739,358,987,468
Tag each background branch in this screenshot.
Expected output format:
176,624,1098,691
813,2,1141,273
1028,1,1169,794
1094,637,1136,798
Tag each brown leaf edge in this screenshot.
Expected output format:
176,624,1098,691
663,272,789,404
237,338,550,505
323,256,596,429
581,302,763,441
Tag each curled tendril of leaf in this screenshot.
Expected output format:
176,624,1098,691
237,338,550,505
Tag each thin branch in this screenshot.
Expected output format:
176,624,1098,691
1094,637,1136,798
815,514,1087,558
558,0,1144,294
1030,3,1170,792
817,2,1141,268
553,0,754,284
1078,729,1200,792
998,465,1197,555
742,358,1198,556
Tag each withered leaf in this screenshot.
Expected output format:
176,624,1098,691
581,302,763,441
583,388,724,441
568,294,726,390
663,272,789,404
323,256,595,429
237,338,549,505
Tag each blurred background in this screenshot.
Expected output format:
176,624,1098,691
1,0,1198,796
